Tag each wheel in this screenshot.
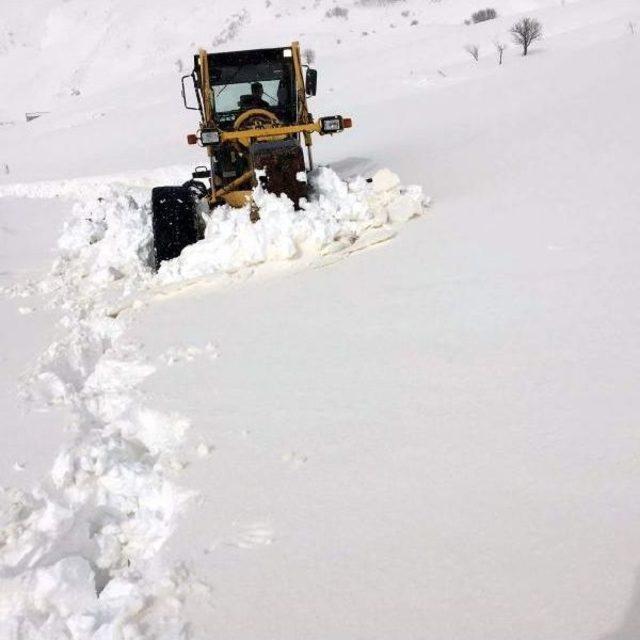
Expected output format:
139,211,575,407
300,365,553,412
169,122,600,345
151,186,200,268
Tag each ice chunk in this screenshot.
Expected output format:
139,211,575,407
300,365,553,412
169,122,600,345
371,168,401,193
387,193,422,222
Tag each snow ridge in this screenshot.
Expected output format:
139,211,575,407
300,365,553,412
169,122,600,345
158,167,426,283
0,192,194,639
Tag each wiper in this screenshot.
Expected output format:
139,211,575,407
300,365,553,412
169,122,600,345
215,65,245,98
262,89,278,104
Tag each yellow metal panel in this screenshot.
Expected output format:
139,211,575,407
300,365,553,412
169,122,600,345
219,121,321,143
291,41,311,125
198,49,214,125
222,191,252,208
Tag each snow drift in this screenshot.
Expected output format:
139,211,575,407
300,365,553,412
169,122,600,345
158,167,425,283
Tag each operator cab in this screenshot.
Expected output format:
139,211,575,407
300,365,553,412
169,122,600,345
196,47,297,130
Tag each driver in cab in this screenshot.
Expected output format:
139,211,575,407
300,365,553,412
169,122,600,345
240,82,271,110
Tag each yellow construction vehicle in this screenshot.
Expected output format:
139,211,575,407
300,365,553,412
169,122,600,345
151,41,352,266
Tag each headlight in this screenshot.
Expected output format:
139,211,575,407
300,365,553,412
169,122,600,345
320,116,343,134
200,129,220,145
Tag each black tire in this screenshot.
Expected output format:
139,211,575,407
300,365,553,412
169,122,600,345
151,186,199,268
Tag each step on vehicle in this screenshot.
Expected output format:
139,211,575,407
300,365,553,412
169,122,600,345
151,41,352,267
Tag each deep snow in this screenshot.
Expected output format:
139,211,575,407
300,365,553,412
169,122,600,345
1,0,640,638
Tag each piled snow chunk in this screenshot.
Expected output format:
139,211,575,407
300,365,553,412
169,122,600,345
0,557,191,640
0,328,195,635
52,187,154,296
158,167,425,283
32,557,96,618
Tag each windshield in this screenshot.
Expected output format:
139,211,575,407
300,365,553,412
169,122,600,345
214,79,281,113
207,49,296,127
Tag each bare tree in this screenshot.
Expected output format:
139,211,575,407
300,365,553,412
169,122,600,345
464,44,480,61
303,48,316,65
629,21,637,36
510,17,542,56
494,41,506,65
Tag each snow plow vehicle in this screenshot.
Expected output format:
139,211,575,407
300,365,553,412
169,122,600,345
151,41,352,266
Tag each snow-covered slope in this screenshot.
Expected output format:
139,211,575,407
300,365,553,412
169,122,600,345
1,0,640,638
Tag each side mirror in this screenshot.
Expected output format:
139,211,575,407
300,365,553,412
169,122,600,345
181,74,200,111
305,68,318,97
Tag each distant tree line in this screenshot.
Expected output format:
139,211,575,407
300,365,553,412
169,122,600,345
472,8,497,23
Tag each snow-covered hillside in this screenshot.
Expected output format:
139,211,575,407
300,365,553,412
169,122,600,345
1,0,640,638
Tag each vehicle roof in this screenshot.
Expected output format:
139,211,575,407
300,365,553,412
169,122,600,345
194,45,292,68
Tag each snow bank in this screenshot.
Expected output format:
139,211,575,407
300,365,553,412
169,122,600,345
2,166,426,294
0,194,189,637
0,307,196,637
0,340,196,638
1,556,193,639
158,167,425,283
53,187,155,296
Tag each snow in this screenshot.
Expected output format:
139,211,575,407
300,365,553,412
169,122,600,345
2,0,640,638
158,167,425,283
0,151,423,638
0,218,195,635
